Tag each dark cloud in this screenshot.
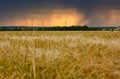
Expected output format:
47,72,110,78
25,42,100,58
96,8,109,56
0,0,120,26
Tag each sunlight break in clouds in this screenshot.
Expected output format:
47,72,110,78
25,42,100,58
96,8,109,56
3,8,87,26
2,9,120,26
0,0,120,26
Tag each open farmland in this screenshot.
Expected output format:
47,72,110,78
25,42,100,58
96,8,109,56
0,31,120,79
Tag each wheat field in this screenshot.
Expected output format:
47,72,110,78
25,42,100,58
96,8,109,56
0,31,120,79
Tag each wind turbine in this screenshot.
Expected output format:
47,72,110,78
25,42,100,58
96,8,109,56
31,18,34,27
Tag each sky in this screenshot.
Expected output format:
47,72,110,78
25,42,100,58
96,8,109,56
0,0,120,26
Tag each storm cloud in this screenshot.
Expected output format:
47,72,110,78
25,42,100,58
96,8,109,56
0,0,120,26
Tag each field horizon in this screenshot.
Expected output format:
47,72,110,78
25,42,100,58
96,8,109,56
0,26,119,31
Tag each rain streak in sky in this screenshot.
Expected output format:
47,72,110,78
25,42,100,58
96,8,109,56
0,0,120,26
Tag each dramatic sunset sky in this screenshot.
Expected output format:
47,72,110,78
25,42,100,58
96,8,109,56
0,0,120,26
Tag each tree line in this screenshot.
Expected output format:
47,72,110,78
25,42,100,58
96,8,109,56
0,25,118,31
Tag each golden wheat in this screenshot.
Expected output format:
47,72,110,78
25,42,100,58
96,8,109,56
0,31,120,79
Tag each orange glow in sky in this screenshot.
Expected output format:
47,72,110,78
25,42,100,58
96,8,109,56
3,8,87,26
2,9,120,26
49,9,85,26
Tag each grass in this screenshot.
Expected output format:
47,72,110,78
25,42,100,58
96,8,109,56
0,31,120,79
